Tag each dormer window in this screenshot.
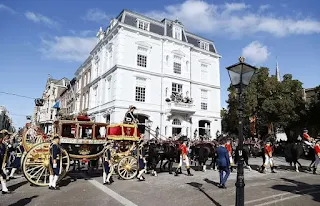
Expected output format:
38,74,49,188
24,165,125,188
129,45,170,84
199,41,209,51
137,19,150,31
173,26,182,40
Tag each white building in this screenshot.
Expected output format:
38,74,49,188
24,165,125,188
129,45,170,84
77,10,221,139
36,76,70,134
0,106,14,132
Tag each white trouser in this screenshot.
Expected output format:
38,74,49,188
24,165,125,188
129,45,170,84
304,141,313,147
178,155,190,168
229,155,234,165
264,155,274,167
315,154,320,168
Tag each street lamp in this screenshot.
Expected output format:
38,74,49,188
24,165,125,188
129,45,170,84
226,56,257,206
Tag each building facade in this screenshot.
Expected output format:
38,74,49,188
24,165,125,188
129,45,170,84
74,59,92,115
0,106,14,132
56,77,76,117
35,76,70,134
76,10,221,139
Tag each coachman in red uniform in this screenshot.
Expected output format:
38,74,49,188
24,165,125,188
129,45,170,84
260,140,276,173
175,141,193,176
225,140,234,166
313,140,320,174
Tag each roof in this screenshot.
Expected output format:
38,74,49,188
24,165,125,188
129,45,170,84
109,9,217,53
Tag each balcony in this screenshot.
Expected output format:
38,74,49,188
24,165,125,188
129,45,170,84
165,93,196,114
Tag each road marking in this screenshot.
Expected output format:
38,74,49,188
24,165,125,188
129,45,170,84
255,190,320,206
88,179,138,206
229,187,320,206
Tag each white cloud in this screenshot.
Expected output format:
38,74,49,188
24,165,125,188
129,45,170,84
242,41,270,64
83,8,110,23
259,4,270,12
0,4,16,14
145,0,320,37
40,36,96,62
25,11,59,29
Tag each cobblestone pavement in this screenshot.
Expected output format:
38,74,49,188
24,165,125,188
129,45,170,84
1,157,319,206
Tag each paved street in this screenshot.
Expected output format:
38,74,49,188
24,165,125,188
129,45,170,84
1,157,319,206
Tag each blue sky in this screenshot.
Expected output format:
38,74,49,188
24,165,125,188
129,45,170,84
0,0,320,128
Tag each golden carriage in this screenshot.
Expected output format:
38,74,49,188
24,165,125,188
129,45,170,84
22,116,108,186
105,123,143,180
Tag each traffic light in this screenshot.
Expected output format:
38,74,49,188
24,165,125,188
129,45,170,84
35,98,44,106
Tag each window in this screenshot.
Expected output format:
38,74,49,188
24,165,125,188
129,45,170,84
135,77,146,102
172,83,182,95
201,64,208,81
172,119,181,125
137,19,150,31
173,26,182,40
107,77,112,101
137,54,147,67
173,62,181,74
108,48,113,68
200,41,209,51
201,89,208,110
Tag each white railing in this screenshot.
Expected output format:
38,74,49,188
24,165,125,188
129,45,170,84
168,102,194,108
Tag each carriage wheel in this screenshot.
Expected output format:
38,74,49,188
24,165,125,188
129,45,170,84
22,143,70,186
117,156,138,180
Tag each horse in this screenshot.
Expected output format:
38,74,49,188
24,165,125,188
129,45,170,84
282,141,304,172
190,142,215,172
234,144,252,171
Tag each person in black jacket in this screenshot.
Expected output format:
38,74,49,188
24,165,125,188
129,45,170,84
0,133,10,194
49,136,62,190
215,140,230,189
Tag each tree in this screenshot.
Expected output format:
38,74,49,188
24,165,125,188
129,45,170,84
307,86,320,136
222,67,306,138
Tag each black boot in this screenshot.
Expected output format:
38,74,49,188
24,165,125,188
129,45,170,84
174,168,179,176
178,167,182,174
187,168,193,176
271,166,276,173
313,167,317,174
260,165,265,173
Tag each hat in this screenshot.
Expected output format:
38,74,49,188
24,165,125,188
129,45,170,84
129,105,136,110
303,128,308,132
53,135,60,140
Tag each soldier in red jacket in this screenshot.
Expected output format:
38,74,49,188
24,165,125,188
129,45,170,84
260,140,276,173
175,141,193,176
303,129,314,146
313,140,320,174
225,139,234,166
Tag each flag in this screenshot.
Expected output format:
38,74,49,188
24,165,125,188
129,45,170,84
52,101,60,109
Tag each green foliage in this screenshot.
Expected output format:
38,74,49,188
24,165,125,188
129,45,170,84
223,67,305,136
307,86,320,136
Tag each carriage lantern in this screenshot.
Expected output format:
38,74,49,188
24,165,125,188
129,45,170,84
226,56,257,206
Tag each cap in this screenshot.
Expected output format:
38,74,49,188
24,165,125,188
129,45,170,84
53,135,60,140
129,105,137,110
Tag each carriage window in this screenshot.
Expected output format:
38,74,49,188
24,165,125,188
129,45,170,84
95,126,106,139
61,124,74,138
81,126,92,139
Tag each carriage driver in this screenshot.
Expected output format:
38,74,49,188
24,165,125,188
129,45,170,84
103,141,114,185
49,135,62,190
123,105,138,124
260,140,276,174
175,140,193,176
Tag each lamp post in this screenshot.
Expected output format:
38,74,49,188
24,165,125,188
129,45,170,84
226,56,257,206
